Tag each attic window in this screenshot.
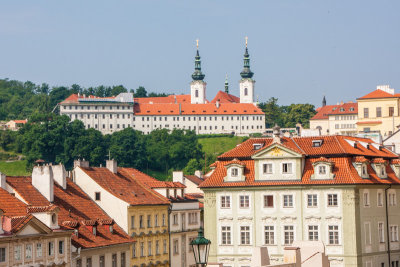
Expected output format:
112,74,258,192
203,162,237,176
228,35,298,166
340,108,344,112
95,192,101,201
332,107,337,111
350,107,354,111
51,214,57,224
312,140,323,147
74,229,79,237
109,225,113,233
93,226,97,236
253,143,263,150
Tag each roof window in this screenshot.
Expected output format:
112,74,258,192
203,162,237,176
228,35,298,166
350,107,354,111
253,143,263,150
340,108,345,112
312,140,323,147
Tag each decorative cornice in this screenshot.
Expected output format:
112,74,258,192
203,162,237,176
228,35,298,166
325,215,342,220
238,216,253,221
261,216,277,221
218,216,234,221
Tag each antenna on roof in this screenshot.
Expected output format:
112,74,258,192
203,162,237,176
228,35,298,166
108,150,111,160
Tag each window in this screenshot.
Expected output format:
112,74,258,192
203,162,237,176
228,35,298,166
86,257,92,267
221,196,231,208
240,195,250,208
95,192,101,201
362,165,367,176
189,212,198,224
147,215,152,227
162,214,166,226
163,239,167,254
131,216,135,229
308,225,319,241
240,226,251,245
377,107,382,117
328,225,339,244
139,215,144,228
362,191,370,207
282,163,292,174
327,194,338,207
156,241,160,255
76,259,82,267
307,194,318,207
378,192,383,207
390,225,399,242
283,195,293,208
379,222,385,243
263,163,272,174
389,192,397,206
364,108,369,118
148,241,152,256
221,226,232,245
25,244,32,259
284,226,294,245
48,241,54,256
264,226,275,245
195,90,199,97
14,245,22,261
140,242,144,257
318,165,326,175
99,255,105,267
231,168,239,177
111,254,117,267
36,243,42,258
389,107,395,117
92,226,97,236
0,247,5,262
59,240,64,254
244,88,248,96
173,240,179,254
365,222,371,245
264,195,274,208
132,243,136,258
173,214,178,225
155,214,159,227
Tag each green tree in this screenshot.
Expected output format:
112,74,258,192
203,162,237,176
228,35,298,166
111,85,128,96
135,86,147,97
281,103,316,128
259,97,283,128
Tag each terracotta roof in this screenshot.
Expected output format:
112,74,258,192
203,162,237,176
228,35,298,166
225,159,246,166
79,167,170,205
2,214,36,233
392,159,400,165
136,95,191,104
133,102,264,115
210,91,240,103
371,158,387,164
311,103,357,120
27,205,59,213
200,135,400,188
358,89,400,100
120,168,185,189
6,177,132,249
184,175,204,185
60,94,118,104
313,157,334,164
12,120,27,124
0,188,28,216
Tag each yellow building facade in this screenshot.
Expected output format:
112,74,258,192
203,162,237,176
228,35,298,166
357,85,400,137
129,205,170,267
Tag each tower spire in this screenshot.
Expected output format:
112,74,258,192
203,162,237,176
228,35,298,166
240,36,254,79
322,95,326,107
224,74,229,93
192,39,205,81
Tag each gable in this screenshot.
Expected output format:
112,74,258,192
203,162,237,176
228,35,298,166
252,143,303,160
15,217,52,236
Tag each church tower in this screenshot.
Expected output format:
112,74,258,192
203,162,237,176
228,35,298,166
191,40,206,104
239,37,255,103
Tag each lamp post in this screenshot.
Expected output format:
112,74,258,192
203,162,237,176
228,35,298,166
190,227,211,267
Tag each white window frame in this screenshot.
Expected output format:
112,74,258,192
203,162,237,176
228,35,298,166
364,222,371,245
263,163,273,174
283,194,294,208
264,225,275,245
307,194,318,208
263,195,274,208
363,191,370,207
328,225,340,245
378,222,385,243
377,191,384,207
283,225,295,245
390,225,399,242
282,163,293,174
308,225,319,241
220,195,231,209
239,195,250,209
327,193,338,207
318,165,326,175
231,168,239,177
240,226,251,245
221,226,232,245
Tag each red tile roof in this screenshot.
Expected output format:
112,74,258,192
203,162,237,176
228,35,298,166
353,156,369,163
133,102,263,115
311,103,357,120
79,167,170,206
184,175,204,185
6,177,132,249
210,91,240,103
0,188,28,216
358,89,400,100
200,135,400,188
136,95,191,104
120,168,185,189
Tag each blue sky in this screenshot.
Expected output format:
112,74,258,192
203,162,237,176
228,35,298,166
1,0,399,107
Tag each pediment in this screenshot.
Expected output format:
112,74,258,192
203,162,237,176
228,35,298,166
252,143,303,159
16,217,52,236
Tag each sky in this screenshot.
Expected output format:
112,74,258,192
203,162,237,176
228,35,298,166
1,0,399,107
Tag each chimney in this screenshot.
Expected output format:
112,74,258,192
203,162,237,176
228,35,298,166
52,163,67,190
0,209,3,234
179,103,182,114
32,164,54,202
0,171,6,190
216,100,220,108
74,159,89,168
106,159,118,174
194,170,203,179
273,124,281,144
354,141,358,148
172,171,184,184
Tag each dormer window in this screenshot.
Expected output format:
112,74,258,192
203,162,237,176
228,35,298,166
51,214,57,224
319,165,326,175
263,163,273,174
362,165,367,176
231,168,238,177
95,192,101,201
312,140,323,147
109,225,113,233
312,157,334,180
282,163,292,174
371,158,387,178
350,107,354,111
74,229,79,237
340,108,344,112
92,226,97,236
353,156,369,179
253,143,263,150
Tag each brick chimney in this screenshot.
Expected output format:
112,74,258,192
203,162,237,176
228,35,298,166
273,124,281,144
52,163,67,190
32,164,54,202
106,159,118,174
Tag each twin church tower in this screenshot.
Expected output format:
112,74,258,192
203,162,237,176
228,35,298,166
190,38,255,104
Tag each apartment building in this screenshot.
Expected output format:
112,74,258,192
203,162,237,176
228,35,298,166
200,126,400,267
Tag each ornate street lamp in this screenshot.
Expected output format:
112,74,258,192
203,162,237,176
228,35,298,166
190,227,211,267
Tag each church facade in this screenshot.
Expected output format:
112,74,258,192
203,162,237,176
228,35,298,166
60,42,265,135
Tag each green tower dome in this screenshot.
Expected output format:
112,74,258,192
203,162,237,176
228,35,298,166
240,38,254,79
192,48,205,81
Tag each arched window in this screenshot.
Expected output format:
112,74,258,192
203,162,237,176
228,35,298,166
195,90,199,97
244,88,248,96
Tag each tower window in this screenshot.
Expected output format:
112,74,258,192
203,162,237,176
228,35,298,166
195,90,199,97
244,88,248,96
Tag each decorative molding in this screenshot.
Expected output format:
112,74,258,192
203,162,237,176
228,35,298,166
218,216,233,221
219,257,235,261
304,215,321,220
325,215,342,220
238,257,251,262
237,216,253,221
261,216,277,221
328,257,344,263
281,216,297,223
